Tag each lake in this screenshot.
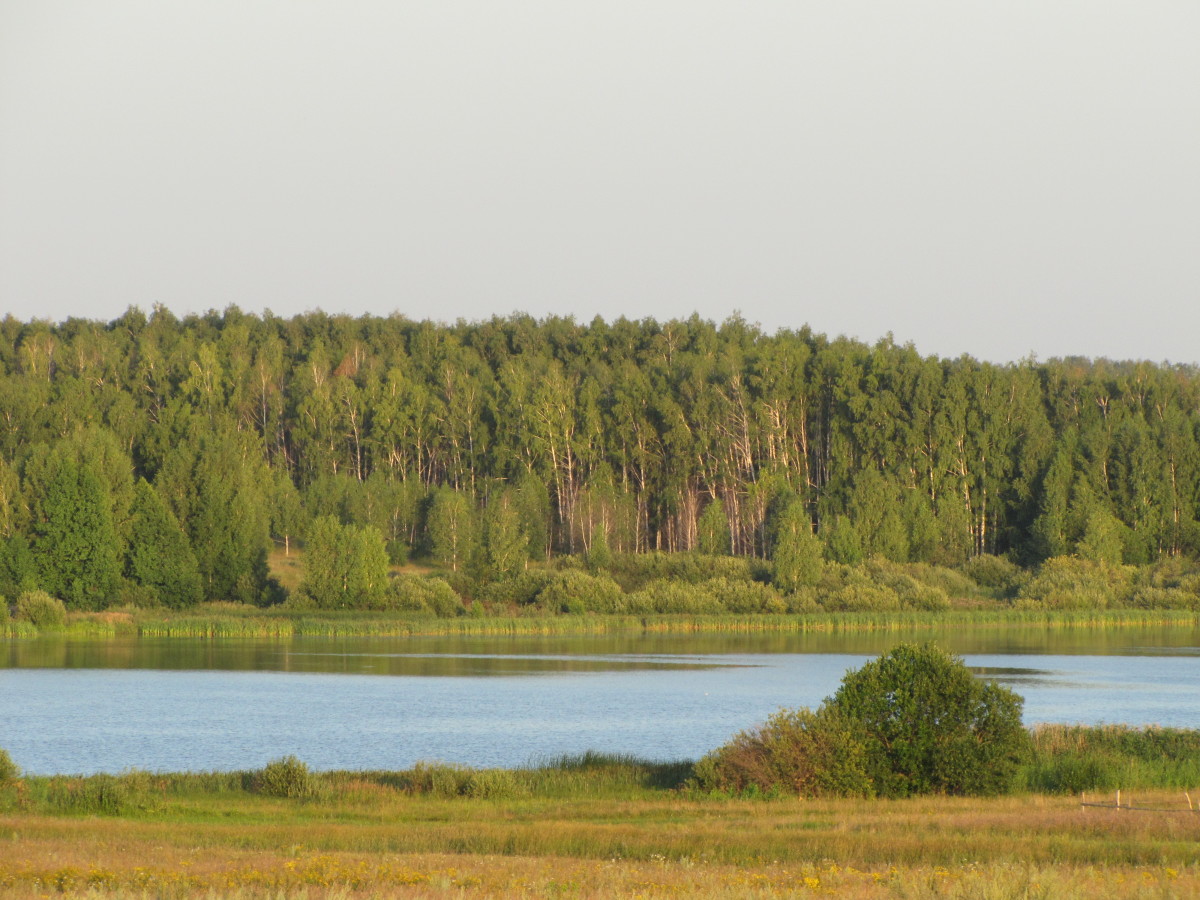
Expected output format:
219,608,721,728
3,625,1199,775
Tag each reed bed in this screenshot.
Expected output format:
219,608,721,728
26,606,1198,641
0,621,37,639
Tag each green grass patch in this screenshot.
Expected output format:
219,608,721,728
29,605,1197,640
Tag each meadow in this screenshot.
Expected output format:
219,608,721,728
2,740,1199,899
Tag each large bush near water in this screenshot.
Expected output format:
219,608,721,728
830,643,1030,797
697,644,1030,798
693,707,872,797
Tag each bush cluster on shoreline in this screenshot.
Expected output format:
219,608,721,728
288,550,1200,617
2,721,1197,815
11,547,1200,629
693,645,1031,798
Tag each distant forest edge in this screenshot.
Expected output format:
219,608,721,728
2,306,1200,617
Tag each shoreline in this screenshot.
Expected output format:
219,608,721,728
4,605,1198,640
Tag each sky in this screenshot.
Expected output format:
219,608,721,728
1,1,1198,365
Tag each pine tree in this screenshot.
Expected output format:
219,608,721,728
823,516,864,567
126,480,203,608
33,459,120,610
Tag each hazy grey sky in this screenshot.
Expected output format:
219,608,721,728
2,1,1197,363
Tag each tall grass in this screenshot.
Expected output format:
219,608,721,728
1023,724,1200,793
5,596,1196,640
0,620,37,638
4,762,1200,894
5,724,1196,814
74,606,1200,639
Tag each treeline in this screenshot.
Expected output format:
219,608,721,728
0,307,1198,610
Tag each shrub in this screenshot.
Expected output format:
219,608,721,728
862,559,950,611
782,586,820,613
1130,559,1200,609
817,567,901,612
606,552,758,593
534,570,624,613
695,645,1029,800
902,562,983,603
472,574,540,609
625,579,721,614
828,643,1030,797
386,575,464,616
115,582,162,609
962,554,1025,596
1135,556,1200,589
693,707,872,798
423,579,466,617
1015,557,1133,610
0,748,18,783
1129,587,1199,610
14,590,67,627
253,755,315,798
704,577,787,614
280,589,318,611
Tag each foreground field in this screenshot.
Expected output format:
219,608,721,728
3,772,1199,899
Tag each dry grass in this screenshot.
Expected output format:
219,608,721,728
268,546,306,593
0,852,1194,899
2,788,1199,898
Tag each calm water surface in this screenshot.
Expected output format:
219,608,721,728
3,627,1198,774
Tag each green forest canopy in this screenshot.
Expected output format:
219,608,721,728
0,306,1198,609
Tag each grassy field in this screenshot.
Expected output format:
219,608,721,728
2,787,1198,898
2,755,1199,899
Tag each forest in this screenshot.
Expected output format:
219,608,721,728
1,306,1199,614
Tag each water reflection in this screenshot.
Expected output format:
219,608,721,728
4,623,1199,677
971,666,1077,689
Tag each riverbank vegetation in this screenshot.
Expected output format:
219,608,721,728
1,733,1198,898
5,601,1199,641
2,310,1200,620
5,546,1200,638
694,645,1031,799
